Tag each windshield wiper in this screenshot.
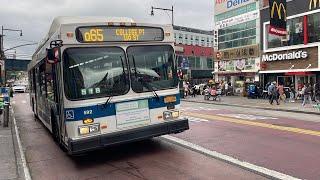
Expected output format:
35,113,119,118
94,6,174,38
142,81,160,101
132,55,160,101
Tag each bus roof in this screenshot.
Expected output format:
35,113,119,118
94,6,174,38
47,16,135,39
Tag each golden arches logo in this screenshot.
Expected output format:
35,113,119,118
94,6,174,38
271,1,286,20
310,0,320,10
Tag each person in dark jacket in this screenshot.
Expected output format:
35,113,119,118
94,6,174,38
302,84,313,107
315,82,320,104
268,82,279,105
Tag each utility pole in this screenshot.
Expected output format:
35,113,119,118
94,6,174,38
1,26,23,85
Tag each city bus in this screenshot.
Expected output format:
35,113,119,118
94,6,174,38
28,17,189,154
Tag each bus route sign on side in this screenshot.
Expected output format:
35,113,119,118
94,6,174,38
0,88,10,109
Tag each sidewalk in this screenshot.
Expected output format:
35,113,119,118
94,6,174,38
182,95,320,115
0,111,22,180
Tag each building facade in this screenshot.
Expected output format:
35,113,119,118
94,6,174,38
214,0,261,94
173,25,215,83
260,0,320,91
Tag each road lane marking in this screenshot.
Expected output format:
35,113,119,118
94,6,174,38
216,114,278,120
184,112,320,137
161,135,300,180
22,100,27,104
11,107,32,180
184,116,209,123
181,107,218,111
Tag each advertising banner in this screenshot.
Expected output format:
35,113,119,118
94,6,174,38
215,0,256,15
215,10,259,29
269,0,287,36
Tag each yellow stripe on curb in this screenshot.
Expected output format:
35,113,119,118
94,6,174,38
184,112,320,137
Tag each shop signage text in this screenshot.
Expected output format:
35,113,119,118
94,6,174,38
215,10,259,29
309,0,320,10
269,0,287,36
214,0,255,15
262,50,308,62
217,45,259,60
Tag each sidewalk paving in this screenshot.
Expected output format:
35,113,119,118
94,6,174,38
0,111,22,180
182,95,320,115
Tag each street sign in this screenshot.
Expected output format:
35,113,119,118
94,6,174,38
0,87,10,109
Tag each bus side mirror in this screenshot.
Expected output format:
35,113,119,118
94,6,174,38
46,48,60,64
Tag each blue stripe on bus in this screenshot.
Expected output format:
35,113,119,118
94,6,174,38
64,94,180,121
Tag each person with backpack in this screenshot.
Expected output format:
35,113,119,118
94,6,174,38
302,84,313,107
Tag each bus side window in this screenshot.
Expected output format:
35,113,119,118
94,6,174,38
45,63,55,101
39,63,46,96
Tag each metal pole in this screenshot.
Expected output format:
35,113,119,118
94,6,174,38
171,6,174,26
3,103,9,127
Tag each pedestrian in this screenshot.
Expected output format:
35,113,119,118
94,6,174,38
184,82,189,97
225,82,229,96
302,84,313,107
277,83,286,103
268,82,279,105
289,86,295,103
315,82,320,104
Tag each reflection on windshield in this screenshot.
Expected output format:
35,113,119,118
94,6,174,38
63,47,129,100
127,45,177,93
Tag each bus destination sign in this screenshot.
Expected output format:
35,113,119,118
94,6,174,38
76,26,164,42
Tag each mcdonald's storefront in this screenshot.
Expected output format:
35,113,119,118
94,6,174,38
260,0,320,90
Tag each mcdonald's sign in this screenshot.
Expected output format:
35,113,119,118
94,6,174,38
269,0,287,36
310,0,320,10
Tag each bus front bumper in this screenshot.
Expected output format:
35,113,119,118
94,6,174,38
68,118,189,154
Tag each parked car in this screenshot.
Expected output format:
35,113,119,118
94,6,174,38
12,84,27,93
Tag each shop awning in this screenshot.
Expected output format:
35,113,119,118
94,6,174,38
285,72,315,76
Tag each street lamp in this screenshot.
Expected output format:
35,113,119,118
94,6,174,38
0,26,23,84
151,6,174,26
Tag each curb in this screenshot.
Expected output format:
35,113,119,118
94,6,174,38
182,99,320,115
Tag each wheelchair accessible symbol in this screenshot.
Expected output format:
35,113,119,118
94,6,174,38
66,110,75,120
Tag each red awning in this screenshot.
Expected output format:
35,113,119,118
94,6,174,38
285,72,314,76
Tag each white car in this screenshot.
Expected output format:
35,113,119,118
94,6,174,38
12,84,27,93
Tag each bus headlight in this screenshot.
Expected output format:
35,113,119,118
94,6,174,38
163,110,179,120
78,124,100,136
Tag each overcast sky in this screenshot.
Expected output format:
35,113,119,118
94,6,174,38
1,0,214,59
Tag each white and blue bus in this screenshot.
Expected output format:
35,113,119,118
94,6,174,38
28,17,189,154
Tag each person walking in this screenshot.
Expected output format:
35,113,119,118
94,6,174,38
315,82,320,104
302,84,313,107
277,83,286,103
268,82,279,105
289,85,296,103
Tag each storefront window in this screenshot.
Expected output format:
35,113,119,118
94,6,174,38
308,12,320,43
268,18,301,48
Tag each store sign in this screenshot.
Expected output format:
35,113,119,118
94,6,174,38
214,0,256,15
309,0,320,10
262,50,308,62
269,0,287,36
215,10,259,29
217,45,259,60
218,58,256,72
261,47,318,71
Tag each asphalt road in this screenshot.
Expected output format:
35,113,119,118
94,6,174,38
11,94,265,180
177,101,320,180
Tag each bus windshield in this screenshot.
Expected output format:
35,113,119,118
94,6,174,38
127,45,177,93
63,47,129,100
